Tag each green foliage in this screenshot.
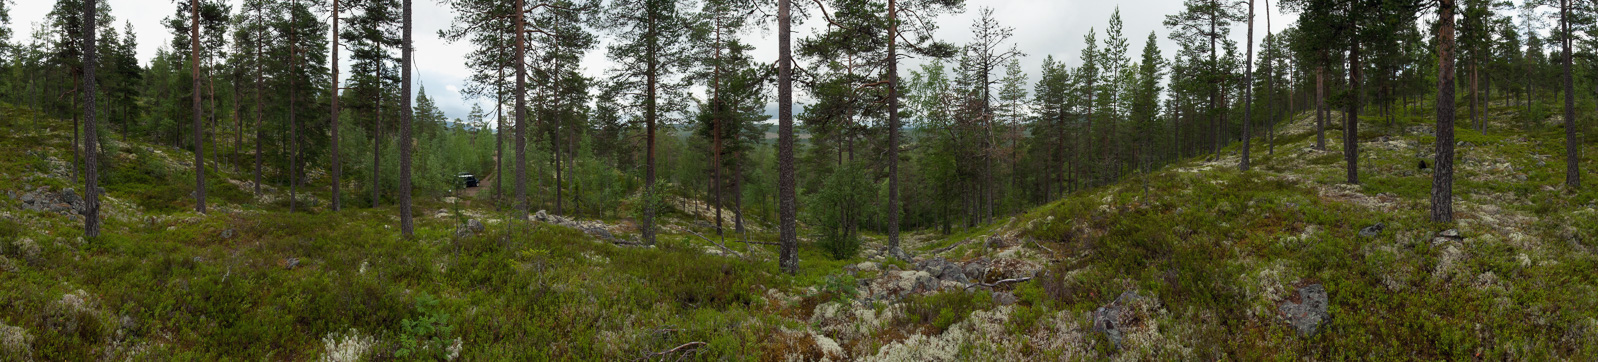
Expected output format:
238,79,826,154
397,292,456,360
805,162,873,260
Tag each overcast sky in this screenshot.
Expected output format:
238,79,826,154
7,0,1312,122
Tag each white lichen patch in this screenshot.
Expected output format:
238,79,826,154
319,328,378,362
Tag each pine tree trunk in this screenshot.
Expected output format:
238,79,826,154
1563,0,1580,189
290,5,300,213
374,60,383,208
254,4,264,197
193,0,207,213
885,0,904,258
1345,10,1361,185
495,39,505,209
642,8,659,245
82,0,101,237
515,0,529,219
778,0,799,274
1434,0,1457,223
1316,65,1326,150
1241,0,1254,172
400,0,414,236
331,0,342,211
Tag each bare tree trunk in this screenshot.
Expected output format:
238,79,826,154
1241,0,1254,172
1345,8,1361,185
254,3,264,197
1434,0,1457,223
514,0,529,220
82,0,101,237
331,0,342,211
885,0,904,258
400,0,414,236
290,3,300,213
374,59,383,207
778,0,798,274
642,9,659,245
495,40,504,209
193,0,207,213
1316,65,1326,150
1563,0,1580,189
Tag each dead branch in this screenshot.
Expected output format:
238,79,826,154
685,228,745,258
964,277,1033,290
637,341,706,362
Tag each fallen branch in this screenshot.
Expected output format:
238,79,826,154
685,228,745,258
638,341,706,361
965,277,1033,290
930,238,973,255
739,240,783,246
1029,238,1058,255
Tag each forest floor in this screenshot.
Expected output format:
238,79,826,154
1,100,1597,360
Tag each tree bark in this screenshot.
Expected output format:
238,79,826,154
778,0,798,275
400,0,414,236
254,2,264,197
192,0,207,213
1241,0,1254,172
1434,0,1457,223
1316,65,1325,150
331,0,342,211
82,0,101,237
1563,0,1580,189
642,7,659,245
1345,8,1361,185
290,2,300,213
515,0,529,220
885,0,904,258
374,59,383,207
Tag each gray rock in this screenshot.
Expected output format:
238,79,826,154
1439,229,1462,239
61,189,79,205
962,259,990,281
220,229,235,239
913,274,940,293
467,219,485,233
939,264,969,283
1092,291,1144,349
1279,284,1329,337
993,291,1018,306
1358,223,1385,238
19,193,34,203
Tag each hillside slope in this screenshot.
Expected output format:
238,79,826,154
1,101,1597,360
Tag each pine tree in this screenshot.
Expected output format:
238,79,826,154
1166,0,1245,161
1434,0,1458,223
605,0,694,245
81,0,101,237
778,0,797,273
400,0,413,236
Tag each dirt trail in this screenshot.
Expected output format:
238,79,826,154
459,156,498,199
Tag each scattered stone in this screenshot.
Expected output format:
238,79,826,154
1439,229,1462,239
467,219,485,233
1358,223,1385,238
993,291,1018,306
855,262,879,273
1092,291,1147,349
220,229,235,240
0,256,16,273
1278,284,1329,337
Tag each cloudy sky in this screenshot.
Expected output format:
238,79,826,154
5,0,1305,122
